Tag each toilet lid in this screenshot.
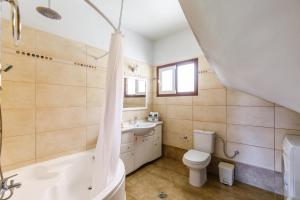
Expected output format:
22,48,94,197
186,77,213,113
183,149,210,164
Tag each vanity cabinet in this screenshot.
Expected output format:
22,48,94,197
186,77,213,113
120,123,162,175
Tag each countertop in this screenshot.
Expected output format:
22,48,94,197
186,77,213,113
121,121,163,133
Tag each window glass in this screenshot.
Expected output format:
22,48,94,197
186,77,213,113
161,69,174,92
177,63,195,92
127,78,136,95
157,59,198,96
137,80,146,94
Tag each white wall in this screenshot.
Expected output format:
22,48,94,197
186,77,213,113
153,28,202,65
2,0,153,64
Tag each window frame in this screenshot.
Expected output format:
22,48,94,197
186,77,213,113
124,77,146,98
156,58,198,97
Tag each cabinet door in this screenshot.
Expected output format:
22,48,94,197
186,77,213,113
152,125,162,160
134,135,153,169
134,136,146,169
151,140,162,161
120,151,135,175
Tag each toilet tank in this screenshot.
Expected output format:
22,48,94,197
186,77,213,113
193,130,216,153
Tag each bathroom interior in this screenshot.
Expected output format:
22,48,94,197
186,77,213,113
0,0,299,199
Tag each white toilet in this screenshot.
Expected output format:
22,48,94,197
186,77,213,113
182,130,215,187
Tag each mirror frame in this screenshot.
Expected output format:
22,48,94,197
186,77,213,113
123,76,148,111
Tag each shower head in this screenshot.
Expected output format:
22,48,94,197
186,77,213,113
36,0,61,20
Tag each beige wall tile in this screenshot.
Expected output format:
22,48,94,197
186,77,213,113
153,95,167,105
36,30,86,63
36,127,86,158
86,107,103,125
36,84,86,107
227,124,274,148
193,106,226,123
166,96,193,106
1,81,35,109
152,78,157,93
227,89,274,107
36,60,86,86
2,19,36,51
152,104,167,120
124,97,146,108
275,150,282,172
87,125,99,149
167,105,192,120
275,106,300,130
164,119,193,150
198,55,212,71
193,121,226,139
2,135,35,166
87,88,105,107
2,52,36,82
193,89,226,106
36,107,86,133
2,160,35,172
227,142,274,170
87,68,106,88
275,129,300,150
122,109,149,122
86,45,108,68
227,106,274,127
2,109,35,137
198,72,224,89
214,139,226,159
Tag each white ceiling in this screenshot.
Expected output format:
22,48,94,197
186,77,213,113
180,0,300,113
92,0,189,40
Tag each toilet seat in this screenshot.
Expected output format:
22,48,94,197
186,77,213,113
183,149,211,166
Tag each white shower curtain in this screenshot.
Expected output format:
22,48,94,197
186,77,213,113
91,31,124,199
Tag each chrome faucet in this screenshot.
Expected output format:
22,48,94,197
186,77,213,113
0,174,21,200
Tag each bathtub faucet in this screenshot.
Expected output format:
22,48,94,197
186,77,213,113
0,174,21,200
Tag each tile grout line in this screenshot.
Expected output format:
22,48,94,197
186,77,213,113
34,33,37,164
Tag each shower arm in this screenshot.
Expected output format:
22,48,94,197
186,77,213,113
1,0,21,44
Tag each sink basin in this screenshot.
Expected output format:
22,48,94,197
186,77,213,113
133,122,156,136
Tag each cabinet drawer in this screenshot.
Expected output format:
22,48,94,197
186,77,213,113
121,143,134,153
121,132,134,144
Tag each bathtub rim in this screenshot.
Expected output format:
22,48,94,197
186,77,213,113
4,150,126,200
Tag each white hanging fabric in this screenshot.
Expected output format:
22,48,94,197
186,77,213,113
91,31,124,199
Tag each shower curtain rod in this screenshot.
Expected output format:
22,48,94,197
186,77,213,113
84,0,124,32
84,0,125,60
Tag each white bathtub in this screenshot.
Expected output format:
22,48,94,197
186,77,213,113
4,150,126,200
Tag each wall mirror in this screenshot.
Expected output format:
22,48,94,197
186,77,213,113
123,76,147,110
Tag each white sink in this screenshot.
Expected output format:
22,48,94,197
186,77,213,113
133,122,156,136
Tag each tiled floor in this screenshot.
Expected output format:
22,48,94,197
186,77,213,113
125,158,283,200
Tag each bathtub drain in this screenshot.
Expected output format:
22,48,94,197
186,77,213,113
88,186,93,190
158,192,168,199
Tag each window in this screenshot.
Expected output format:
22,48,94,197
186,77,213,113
157,58,198,96
124,77,146,97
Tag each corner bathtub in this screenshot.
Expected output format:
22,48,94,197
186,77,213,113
5,150,126,200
